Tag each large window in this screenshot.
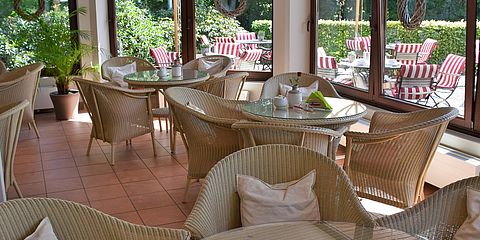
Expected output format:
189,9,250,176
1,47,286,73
313,0,480,136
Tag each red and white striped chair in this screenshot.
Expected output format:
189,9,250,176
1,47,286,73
200,35,211,46
433,54,466,106
394,43,422,65
417,38,437,64
355,36,371,52
392,64,438,102
346,36,371,55
214,37,236,43
236,32,257,49
317,47,353,86
149,47,180,67
238,49,263,69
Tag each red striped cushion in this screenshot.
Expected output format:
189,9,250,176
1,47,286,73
240,49,263,62
215,37,236,43
346,39,363,51
394,86,433,100
150,47,171,67
317,56,337,69
417,39,437,64
436,54,466,89
214,43,241,57
317,47,327,57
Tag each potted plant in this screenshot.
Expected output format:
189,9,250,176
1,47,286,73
200,43,212,55
32,8,93,120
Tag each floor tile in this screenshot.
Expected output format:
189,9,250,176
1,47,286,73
81,173,120,188
16,171,44,184
130,192,176,210
40,143,71,153
18,182,46,197
90,197,135,215
14,154,42,164
44,167,79,180
142,156,180,168
157,175,189,190
85,184,127,201
150,165,187,179
47,189,88,203
122,180,165,196
78,163,113,177
42,158,76,170
45,177,84,193
137,206,186,226
73,154,107,166
115,169,155,183
14,162,43,174
160,221,185,229
111,160,147,172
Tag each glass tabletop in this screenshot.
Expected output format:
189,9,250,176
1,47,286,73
124,69,209,86
243,97,367,121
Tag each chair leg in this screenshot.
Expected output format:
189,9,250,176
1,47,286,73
158,118,163,132
31,121,40,138
109,144,116,166
169,111,176,153
13,179,23,198
151,132,157,156
182,177,193,203
86,137,94,155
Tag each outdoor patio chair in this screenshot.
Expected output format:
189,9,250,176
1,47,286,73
346,36,370,54
184,144,374,239
236,31,257,49
74,78,157,166
183,55,233,78
377,176,480,240
232,120,347,159
164,87,248,202
101,56,169,131
214,36,235,43
191,72,248,100
317,48,354,86
393,43,422,65
200,35,211,46
0,62,44,138
417,38,437,64
213,42,262,69
149,46,181,67
101,56,155,82
391,64,438,104
260,72,341,99
0,198,190,239
0,100,29,199
433,54,466,107
343,107,458,209
0,60,6,75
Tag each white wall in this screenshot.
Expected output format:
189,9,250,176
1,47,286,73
273,0,311,74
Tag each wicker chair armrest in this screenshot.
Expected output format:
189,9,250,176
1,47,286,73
232,120,346,138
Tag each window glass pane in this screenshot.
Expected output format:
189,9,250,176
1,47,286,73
115,0,181,66
195,0,273,72
382,0,466,117
0,1,70,69
316,0,372,91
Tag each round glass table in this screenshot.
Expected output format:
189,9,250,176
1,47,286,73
203,221,415,240
243,97,367,128
124,69,210,90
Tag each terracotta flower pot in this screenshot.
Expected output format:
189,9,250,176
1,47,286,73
49,90,80,120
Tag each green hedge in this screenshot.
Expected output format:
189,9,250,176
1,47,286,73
318,20,468,64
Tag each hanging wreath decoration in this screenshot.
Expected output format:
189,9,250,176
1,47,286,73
397,0,426,30
214,0,247,17
14,0,45,21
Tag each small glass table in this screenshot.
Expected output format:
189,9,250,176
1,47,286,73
204,221,415,240
243,97,367,128
124,69,210,90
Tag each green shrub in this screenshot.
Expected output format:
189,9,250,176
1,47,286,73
251,20,272,40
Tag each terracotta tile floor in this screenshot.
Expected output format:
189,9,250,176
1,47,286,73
9,111,439,228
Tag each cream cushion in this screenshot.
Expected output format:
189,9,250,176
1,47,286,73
454,188,480,240
198,58,223,75
107,62,137,88
24,217,58,240
279,81,319,99
237,170,320,227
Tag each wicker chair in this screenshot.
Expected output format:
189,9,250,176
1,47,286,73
164,87,248,202
0,100,29,199
232,120,347,159
183,55,233,79
0,62,44,138
191,72,248,100
260,72,341,99
101,56,156,81
0,198,190,240
343,107,458,209
184,144,374,239
74,78,157,165
376,176,480,240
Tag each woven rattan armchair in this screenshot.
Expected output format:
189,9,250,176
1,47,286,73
191,72,248,100
343,107,458,209
184,144,374,239
260,72,341,99
232,120,347,159
164,87,247,202
0,198,190,240
74,78,157,165
377,176,480,239
0,62,44,138
183,55,233,78
0,100,29,199
101,56,156,81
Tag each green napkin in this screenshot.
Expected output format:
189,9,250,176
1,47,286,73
305,91,332,110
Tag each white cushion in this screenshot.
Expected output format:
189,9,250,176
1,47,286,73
198,58,223,75
24,217,58,240
454,188,480,240
237,170,320,227
186,102,205,114
107,62,137,88
279,81,319,99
